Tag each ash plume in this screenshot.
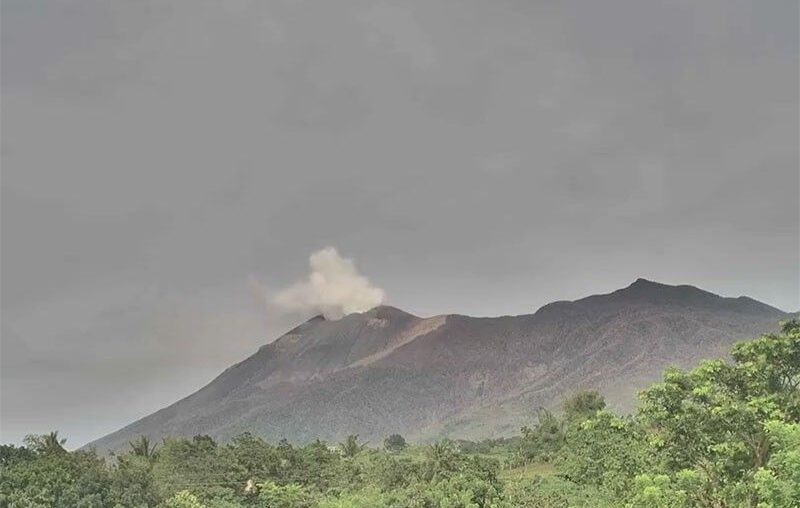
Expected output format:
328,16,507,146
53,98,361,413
270,247,385,320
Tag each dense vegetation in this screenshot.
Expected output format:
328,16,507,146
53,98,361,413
2,321,798,507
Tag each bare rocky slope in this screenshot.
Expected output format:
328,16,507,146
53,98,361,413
86,279,788,454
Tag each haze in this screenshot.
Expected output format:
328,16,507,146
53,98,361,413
1,0,798,448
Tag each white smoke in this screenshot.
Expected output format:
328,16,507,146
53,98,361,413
270,247,386,320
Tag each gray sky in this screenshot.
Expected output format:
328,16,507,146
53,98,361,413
1,0,798,448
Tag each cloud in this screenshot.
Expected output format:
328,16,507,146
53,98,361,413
270,247,386,320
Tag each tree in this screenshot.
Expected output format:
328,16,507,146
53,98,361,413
0,444,35,468
256,481,314,508
627,473,694,508
423,440,461,482
420,473,505,508
24,430,67,455
731,320,800,421
365,452,421,490
0,449,111,507
130,435,159,460
296,439,342,492
161,490,207,508
228,433,281,483
556,411,653,495
383,434,407,452
152,435,244,503
753,420,800,508
638,320,800,505
562,390,606,423
111,453,160,507
338,434,366,458
517,408,564,464
316,487,396,508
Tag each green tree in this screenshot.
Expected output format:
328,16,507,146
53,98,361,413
227,433,280,484
364,452,421,490
556,411,653,495
111,453,161,507
0,444,35,468
753,420,800,508
421,474,505,508
338,434,366,458
24,431,67,455
0,449,111,507
161,490,207,508
627,473,696,508
316,487,396,508
129,435,159,460
517,408,564,464
152,435,244,503
561,390,606,423
383,434,407,452
296,439,342,492
256,481,314,508
638,320,800,505
423,440,462,482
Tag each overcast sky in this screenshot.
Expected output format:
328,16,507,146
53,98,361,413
2,0,798,448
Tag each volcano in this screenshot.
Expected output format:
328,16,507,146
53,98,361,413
86,279,788,453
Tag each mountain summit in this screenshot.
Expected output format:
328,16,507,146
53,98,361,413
86,280,787,453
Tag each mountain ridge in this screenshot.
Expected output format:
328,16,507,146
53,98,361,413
85,279,788,453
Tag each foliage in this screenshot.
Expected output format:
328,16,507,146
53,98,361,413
383,434,407,453
637,319,800,505
110,454,159,507
556,411,653,494
516,408,564,464
151,435,244,503
753,420,800,508
0,447,110,507
502,475,616,507
338,435,366,459
255,481,314,508
561,390,606,423
315,487,394,508
160,490,206,508
23,432,67,456
1,321,797,507
626,473,697,508
0,445,35,469
129,436,159,460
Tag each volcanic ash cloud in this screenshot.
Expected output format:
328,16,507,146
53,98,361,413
271,247,386,320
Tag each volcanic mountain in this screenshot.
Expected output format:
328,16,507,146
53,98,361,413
86,279,788,453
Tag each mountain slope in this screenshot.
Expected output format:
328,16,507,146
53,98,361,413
86,279,788,453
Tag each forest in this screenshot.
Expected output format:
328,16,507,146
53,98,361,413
1,321,797,508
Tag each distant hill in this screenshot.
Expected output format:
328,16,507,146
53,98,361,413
85,279,788,454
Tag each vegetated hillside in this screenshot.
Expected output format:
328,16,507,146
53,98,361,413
86,279,788,454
